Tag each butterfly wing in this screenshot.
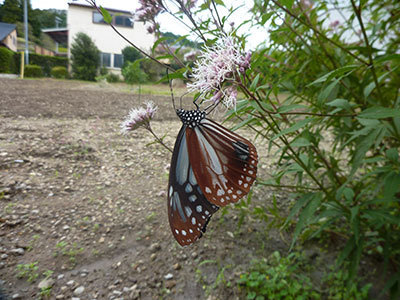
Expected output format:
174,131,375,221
167,125,219,246
186,118,258,207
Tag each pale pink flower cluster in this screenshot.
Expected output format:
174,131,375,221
135,0,163,22
187,35,251,108
187,36,251,94
121,101,158,133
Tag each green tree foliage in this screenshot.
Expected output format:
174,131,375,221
122,60,148,84
121,46,143,67
0,0,66,40
70,32,100,81
0,0,22,24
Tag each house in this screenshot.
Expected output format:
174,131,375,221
0,22,17,52
66,2,155,73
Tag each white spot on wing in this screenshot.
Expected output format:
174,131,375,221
185,206,192,217
205,187,212,194
196,205,202,213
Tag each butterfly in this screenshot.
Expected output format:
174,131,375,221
167,108,258,246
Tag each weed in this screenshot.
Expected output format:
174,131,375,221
54,241,84,266
237,252,320,300
16,262,39,282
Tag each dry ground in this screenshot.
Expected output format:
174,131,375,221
0,78,286,299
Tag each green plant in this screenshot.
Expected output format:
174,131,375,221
16,262,39,282
322,264,371,300
39,286,52,298
122,46,143,67
13,53,68,76
54,241,84,266
105,72,120,83
24,64,43,78
238,252,320,300
70,32,100,81
122,60,148,84
42,270,53,279
50,66,68,79
195,259,232,296
0,47,15,73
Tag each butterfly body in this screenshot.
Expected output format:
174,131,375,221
168,108,258,246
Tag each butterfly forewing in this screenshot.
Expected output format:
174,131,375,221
186,118,258,207
168,126,219,246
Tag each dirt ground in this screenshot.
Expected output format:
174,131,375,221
0,78,286,299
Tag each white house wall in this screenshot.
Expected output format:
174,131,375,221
67,4,155,72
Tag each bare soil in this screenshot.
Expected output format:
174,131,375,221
0,78,285,300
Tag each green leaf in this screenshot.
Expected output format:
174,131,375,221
350,127,382,175
249,74,260,91
318,79,339,103
100,6,112,24
386,148,399,162
230,116,256,131
283,193,314,227
281,0,295,9
152,37,171,54
290,137,311,148
383,171,400,200
308,64,360,86
364,67,398,98
358,106,400,119
290,193,322,249
271,118,313,141
350,206,360,243
326,98,352,112
277,104,308,113
363,210,400,226
337,235,355,266
375,53,400,65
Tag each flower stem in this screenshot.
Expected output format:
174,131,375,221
146,125,173,153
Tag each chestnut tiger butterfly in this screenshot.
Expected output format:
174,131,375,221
167,90,258,246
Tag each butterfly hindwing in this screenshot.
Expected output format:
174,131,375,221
167,125,219,246
186,118,258,207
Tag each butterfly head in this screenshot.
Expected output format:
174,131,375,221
176,109,206,128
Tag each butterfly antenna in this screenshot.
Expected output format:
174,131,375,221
167,69,177,111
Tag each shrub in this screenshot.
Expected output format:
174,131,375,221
24,64,43,77
50,66,68,79
12,53,68,76
0,47,15,73
141,58,165,82
122,46,143,67
122,60,148,84
70,32,100,81
105,72,120,83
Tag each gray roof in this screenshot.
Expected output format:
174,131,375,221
0,22,16,41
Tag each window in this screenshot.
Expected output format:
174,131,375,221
114,54,123,69
100,53,111,67
93,11,133,27
115,15,133,27
93,11,107,24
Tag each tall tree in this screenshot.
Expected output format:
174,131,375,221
0,0,41,38
70,32,100,81
0,0,23,23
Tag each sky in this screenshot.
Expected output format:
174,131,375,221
0,0,268,49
